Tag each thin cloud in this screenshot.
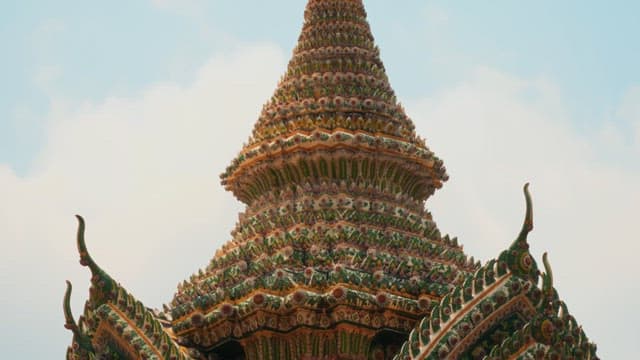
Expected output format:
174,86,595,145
0,43,285,358
408,67,639,358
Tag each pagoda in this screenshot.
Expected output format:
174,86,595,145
63,1,598,359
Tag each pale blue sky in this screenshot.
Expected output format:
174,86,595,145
1,1,638,358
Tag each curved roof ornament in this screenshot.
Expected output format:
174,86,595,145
542,252,554,296
499,184,539,280
63,281,79,334
63,280,95,355
516,182,534,245
75,215,114,305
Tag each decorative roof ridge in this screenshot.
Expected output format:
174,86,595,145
63,281,95,359
393,184,540,359
94,287,192,360
393,184,598,359
65,216,193,360
483,254,598,359
393,255,516,359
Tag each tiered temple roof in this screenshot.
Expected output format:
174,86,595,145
64,1,598,359
65,216,190,360
394,185,597,359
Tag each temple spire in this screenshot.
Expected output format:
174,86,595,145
168,4,476,357
220,0,447,205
